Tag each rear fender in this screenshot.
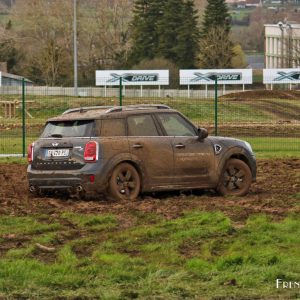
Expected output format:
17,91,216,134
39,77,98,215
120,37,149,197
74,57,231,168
102,153,146,190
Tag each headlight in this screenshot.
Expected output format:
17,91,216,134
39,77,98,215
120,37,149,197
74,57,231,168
244,141,253,153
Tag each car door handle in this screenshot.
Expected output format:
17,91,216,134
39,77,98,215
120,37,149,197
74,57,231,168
132,144,143,149
175,144,185,149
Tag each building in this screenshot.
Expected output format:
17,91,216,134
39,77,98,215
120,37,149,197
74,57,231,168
265,23,300,68
226,0,261,7
245,0,263,7
0,72,33,87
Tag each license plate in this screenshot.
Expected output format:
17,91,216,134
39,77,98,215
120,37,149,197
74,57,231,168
46,149,69,158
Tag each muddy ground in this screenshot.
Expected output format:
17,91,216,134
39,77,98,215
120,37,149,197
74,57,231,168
0,159,299,224
220,89,300,101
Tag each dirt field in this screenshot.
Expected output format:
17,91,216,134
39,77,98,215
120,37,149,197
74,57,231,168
0,159,299,223
220,89,300,101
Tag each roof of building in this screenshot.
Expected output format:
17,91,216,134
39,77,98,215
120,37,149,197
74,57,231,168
0,72,32,83
265,23,300,29
246,0,261,5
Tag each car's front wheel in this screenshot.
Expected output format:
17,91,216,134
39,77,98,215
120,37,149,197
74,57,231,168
217,158,252,196
109,163,141,200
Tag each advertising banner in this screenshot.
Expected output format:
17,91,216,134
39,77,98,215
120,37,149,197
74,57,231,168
96,70,169,86
263,69,300,84
180,69,253,85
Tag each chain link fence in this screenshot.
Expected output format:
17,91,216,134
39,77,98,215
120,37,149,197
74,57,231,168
0,79,299,157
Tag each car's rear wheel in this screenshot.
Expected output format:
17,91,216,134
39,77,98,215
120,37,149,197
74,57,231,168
109,163,140,200
217,158,252,196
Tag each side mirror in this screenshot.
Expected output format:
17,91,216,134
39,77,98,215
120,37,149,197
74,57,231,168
197,127,208,141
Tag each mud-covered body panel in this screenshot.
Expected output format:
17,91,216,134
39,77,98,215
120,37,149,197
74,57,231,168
208,136,257,182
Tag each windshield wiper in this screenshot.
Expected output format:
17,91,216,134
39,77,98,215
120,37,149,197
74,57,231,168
48,134,63,138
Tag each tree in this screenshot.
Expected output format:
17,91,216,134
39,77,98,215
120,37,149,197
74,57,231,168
128,0,163,65
194,0,207,18
132,57,179,87
157,0,199,68
0,22,19,72
198,27,233,68
129,0,200,68
11,0,133,86
201,0,230,36
199,0,234,68
78,0,133,84
231,44,247,68
12,0,73,85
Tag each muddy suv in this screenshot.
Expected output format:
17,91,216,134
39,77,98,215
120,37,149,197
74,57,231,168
27,105,256,200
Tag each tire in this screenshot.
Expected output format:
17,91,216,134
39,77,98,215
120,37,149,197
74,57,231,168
109,163,141,201
217,159,252,197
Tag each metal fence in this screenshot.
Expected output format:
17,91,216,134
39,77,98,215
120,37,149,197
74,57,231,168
0,79,299,157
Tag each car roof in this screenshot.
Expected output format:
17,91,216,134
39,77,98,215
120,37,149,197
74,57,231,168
47,105,178,122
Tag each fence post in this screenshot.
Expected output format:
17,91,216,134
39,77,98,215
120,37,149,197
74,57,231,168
214,77,218,136
119,77,123,106
22,78,26,157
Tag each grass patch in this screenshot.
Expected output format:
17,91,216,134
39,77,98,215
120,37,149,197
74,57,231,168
243,137,300,158
0,156,27,164
0,216,60,236
0,95,299,156
61,212,118,232
0,136,299,159
0,211,300,298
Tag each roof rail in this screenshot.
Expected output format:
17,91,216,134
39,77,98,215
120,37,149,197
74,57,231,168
62,106,114,115
105,104,171,114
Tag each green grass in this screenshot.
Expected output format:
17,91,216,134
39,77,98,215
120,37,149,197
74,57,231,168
0,95,299,156
0,211,300,299
61,212,118,232
0,215,60,236
0,137,299,159
243,137,300,158
1,95,300,124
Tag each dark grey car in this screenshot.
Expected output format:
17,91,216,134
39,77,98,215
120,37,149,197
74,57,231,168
27,105,256,200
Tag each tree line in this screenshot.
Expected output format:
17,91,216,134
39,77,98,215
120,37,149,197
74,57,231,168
0,0,246,86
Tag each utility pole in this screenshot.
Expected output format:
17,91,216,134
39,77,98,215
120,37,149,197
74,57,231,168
73,0,78,96
287,24,293,68
279,22,284,68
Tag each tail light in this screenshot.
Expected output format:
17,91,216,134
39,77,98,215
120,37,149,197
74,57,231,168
27,143,34,163
84,141,98,162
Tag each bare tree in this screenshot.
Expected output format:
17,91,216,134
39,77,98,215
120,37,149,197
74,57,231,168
198,26,234,68
11,0,132,86
12,0,73,85
78,0,132,84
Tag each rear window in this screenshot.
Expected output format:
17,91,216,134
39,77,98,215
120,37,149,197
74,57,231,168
41,120,95,138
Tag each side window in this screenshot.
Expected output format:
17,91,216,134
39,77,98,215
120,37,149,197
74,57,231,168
101,119,125,136
127,115,159,136
157,113,196,136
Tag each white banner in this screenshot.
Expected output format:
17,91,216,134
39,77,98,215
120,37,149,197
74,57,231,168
263,69,300,84
96,70,169,86
180,69,253,85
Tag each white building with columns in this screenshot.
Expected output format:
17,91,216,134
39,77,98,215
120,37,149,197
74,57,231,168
265,23,300,68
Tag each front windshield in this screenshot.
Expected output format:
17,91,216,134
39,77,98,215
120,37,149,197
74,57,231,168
41,120,94,138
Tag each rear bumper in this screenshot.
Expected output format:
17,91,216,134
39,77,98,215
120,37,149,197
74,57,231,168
27,165,107,194
29,177,82,190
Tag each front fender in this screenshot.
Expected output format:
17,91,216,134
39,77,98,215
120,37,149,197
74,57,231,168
217,146,256,181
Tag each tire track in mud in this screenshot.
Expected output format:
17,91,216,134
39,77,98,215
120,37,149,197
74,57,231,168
249,100,300,121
